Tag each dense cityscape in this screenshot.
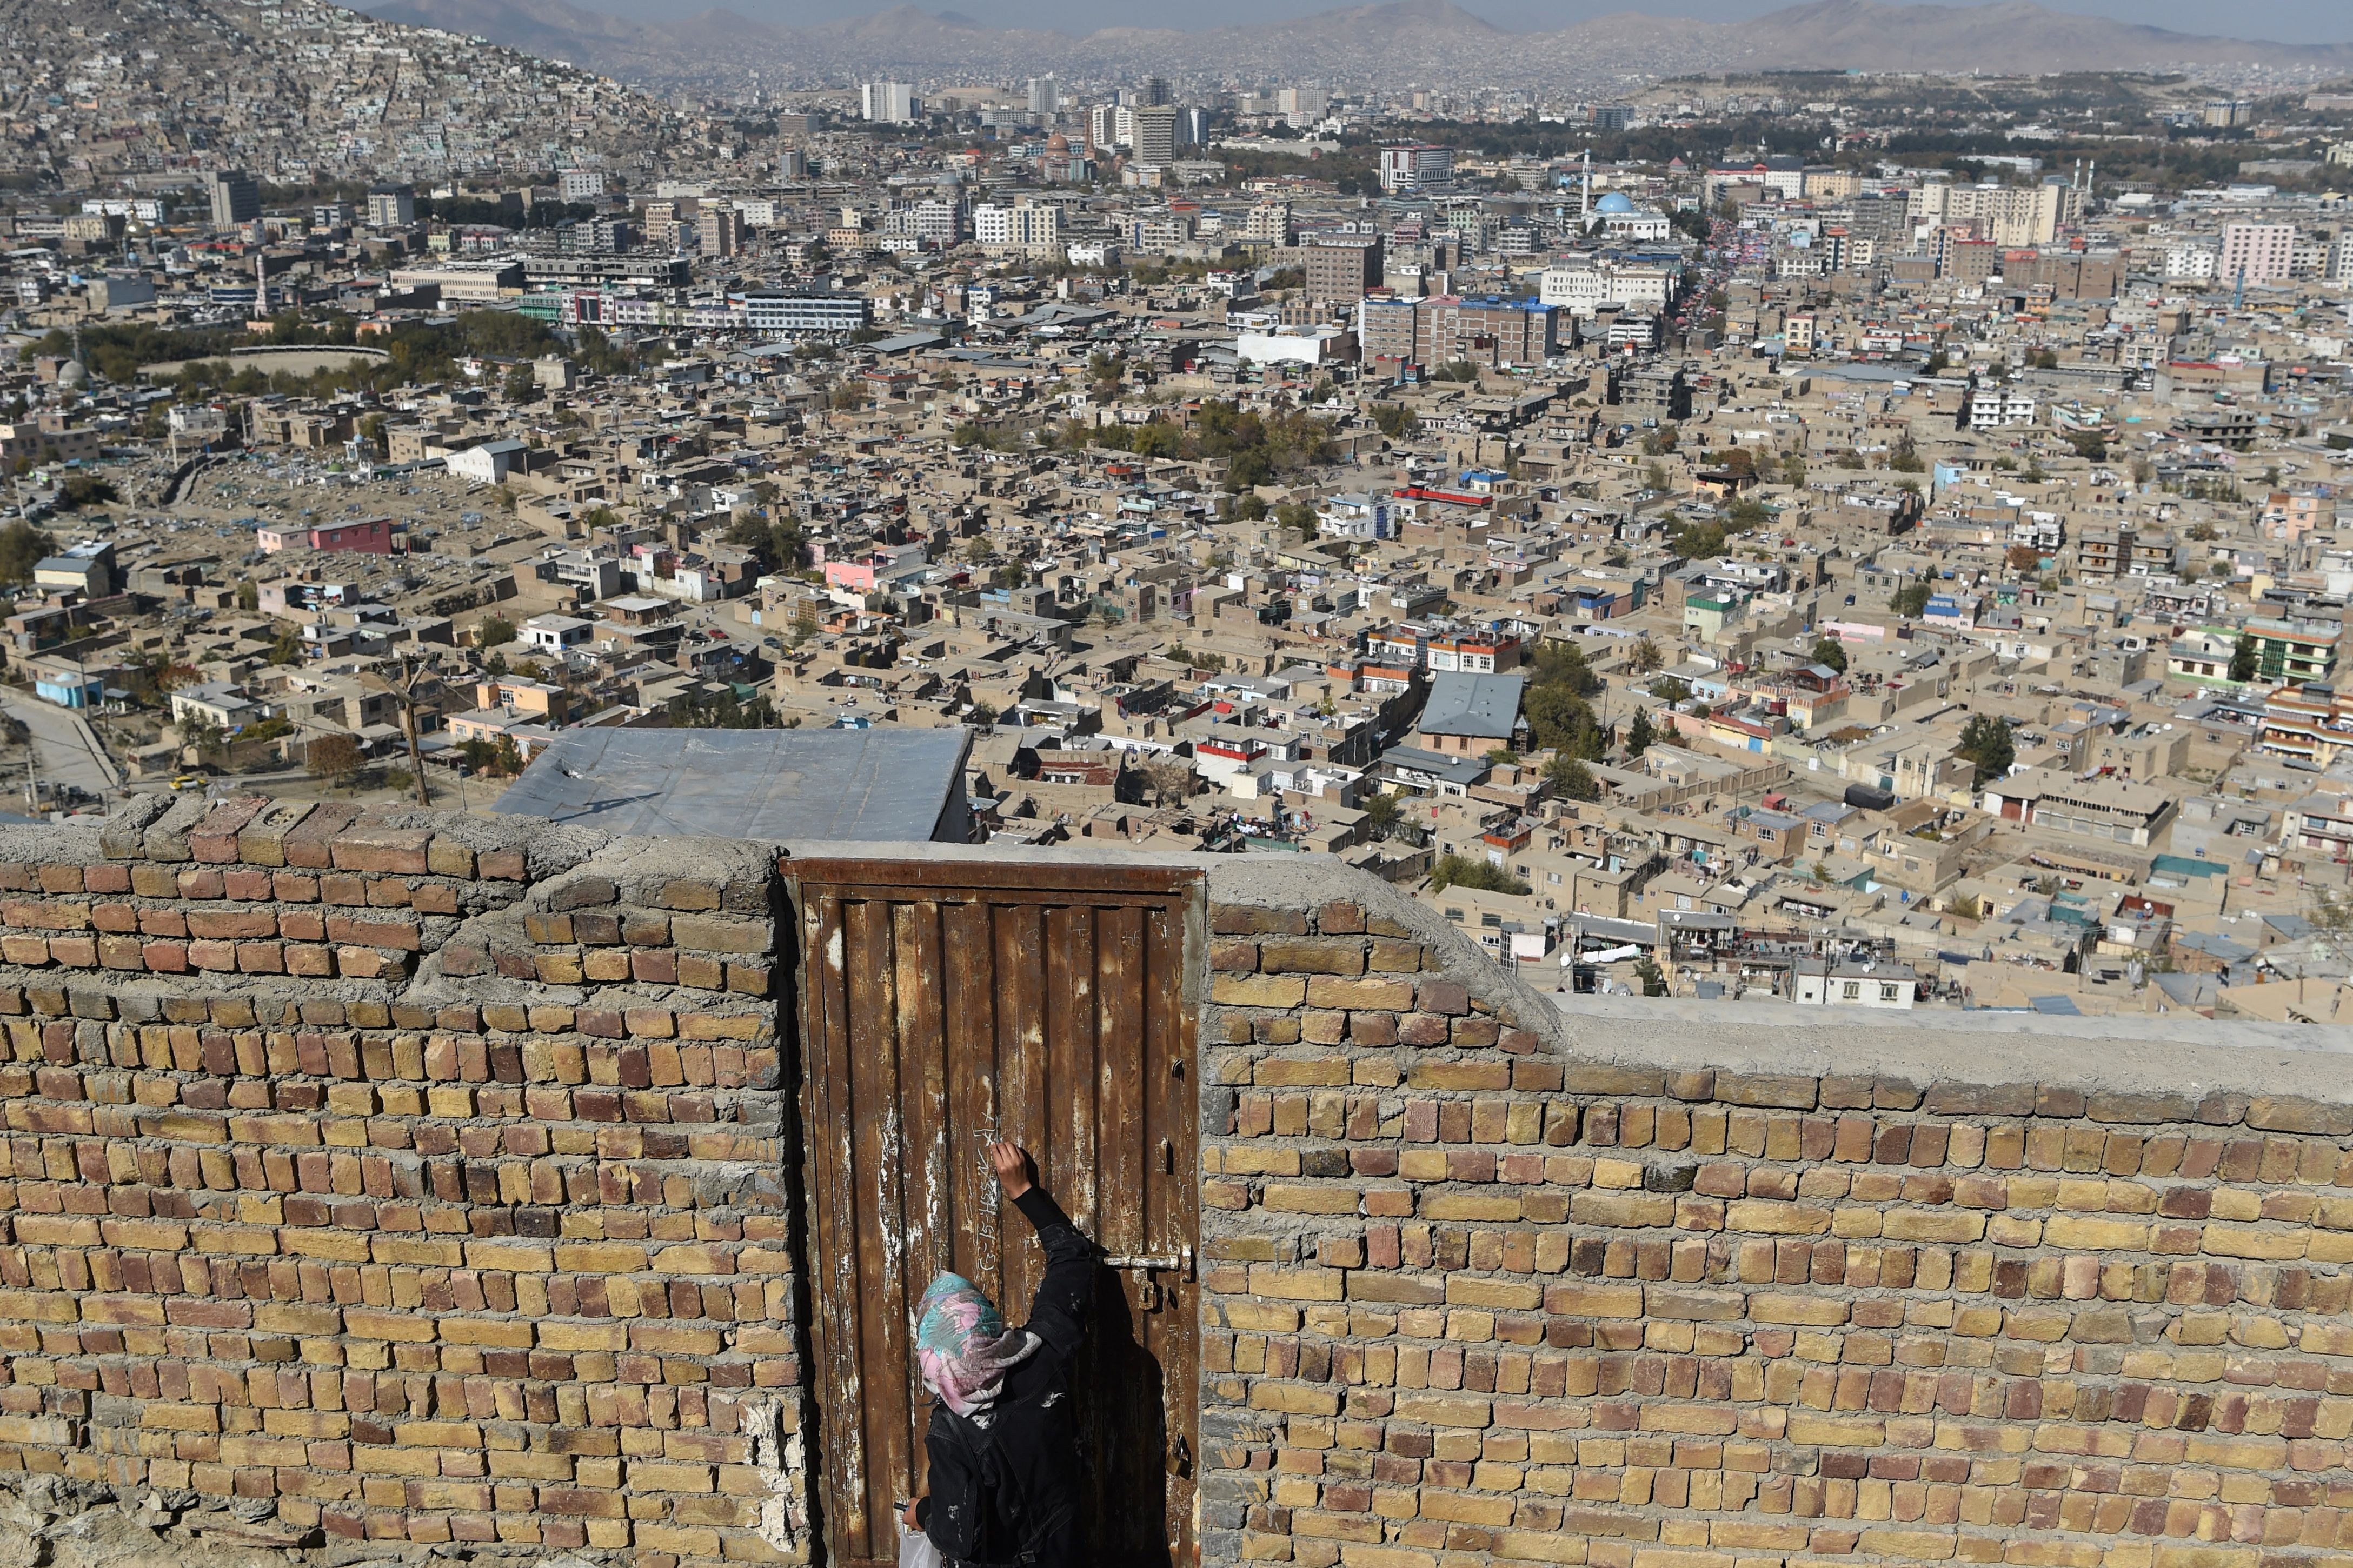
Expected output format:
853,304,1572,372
6,1,2353,1024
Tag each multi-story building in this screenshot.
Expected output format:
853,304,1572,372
208,169,259,228
1304,236,1382,304
973,202,1062,258
861,82,916,123
1129,105,1179,168
1968,386,2037,429
697,204,743,258
1416,296,1559,369
1357,296,1421,366
1378,144,1455,194
364,185,415,228
739,292,872,333
2219,224,2297,285
1917,178,2080,248
557,170,606,202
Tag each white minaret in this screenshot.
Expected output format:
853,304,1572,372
1581,148,1592,220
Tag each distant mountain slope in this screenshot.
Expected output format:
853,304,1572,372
3,0,680,186
359,0,2353,89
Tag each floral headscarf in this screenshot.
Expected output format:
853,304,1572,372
915,1272,1039,1419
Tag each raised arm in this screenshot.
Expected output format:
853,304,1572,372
988,1140,1101,1364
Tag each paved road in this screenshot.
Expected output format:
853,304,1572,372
0,690,122,800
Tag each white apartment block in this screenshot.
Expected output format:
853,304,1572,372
2219,223,2297,284
861,82,916,123
973,202,1063,258
1969,388,2039,429
1538,262,1671,317
1915,180,2080,249
2164,245,2219,282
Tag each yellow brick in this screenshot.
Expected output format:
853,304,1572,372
393,1420,482,1447
1211,974,1306,1007
1858,1531,1957,1560
1788,1413,1887,1446
1262,1184,1362,1215
629,1462,715,1493
343,1308,438,1343
2045,1216,2153,1251
463,1240,553,1272
1880,1209,1985,1244
1393,1392,1492,1427
1248,1266,1346,1302
1249,1382,1341,1416
441,1318,536,1349
1421,1193,1523,1222
1749,1293,1849,1327
2202,1225,2306,1261
1446,1278,1541,1311
1724,1200,1831,1236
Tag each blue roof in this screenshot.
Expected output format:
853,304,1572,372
1595,191,1639,213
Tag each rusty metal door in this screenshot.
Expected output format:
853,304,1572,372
788,858,1202,1568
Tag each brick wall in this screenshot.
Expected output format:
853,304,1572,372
0,795,809,1566
14,803,2353,1568
1195,863,2353,1568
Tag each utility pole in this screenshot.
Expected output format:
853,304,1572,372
392,658,431,808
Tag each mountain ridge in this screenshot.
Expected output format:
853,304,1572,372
358,0,2353,89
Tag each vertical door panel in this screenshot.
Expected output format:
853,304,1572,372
792,861,1201,1568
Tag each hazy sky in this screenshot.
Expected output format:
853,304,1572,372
591,0,2353,42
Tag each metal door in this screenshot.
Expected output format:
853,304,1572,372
789,857,1202,1568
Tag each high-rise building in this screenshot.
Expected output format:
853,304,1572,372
697,204,745,258
1131,105,1179,168
364,185,415,228
1277,84,1329,123
861,82,916,124
2220,224,2297,285
1027,76,1059,116
1138,76,1171,108
557,170,607,202
1304,236,1382,304
207,170,259,228
1378,144,1455,194
1088,104,1119,153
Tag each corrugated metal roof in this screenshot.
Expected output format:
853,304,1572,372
494,728,971,842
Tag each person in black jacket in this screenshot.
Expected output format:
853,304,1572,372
902,1140,1100,1568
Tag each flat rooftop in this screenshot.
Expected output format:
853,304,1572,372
495,727,973,843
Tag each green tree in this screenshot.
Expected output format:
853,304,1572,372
2229,633,2258,683
1429,853,1530,895
0,521,55,583
1273,499,1318,540
477,613,516,650
1627,637,1664,675
1809,637,1848,674
1546,754,1601,802
235,578,261,612
56,474,118,511
1671,516,1727,560
493,735,525,777
1955,714,2015,786
1891,583,1932,617
1634,958,1668,997
1361,790,1403,839
1625,708,1657,758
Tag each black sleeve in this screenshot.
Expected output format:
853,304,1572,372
1014,1185,1102,1365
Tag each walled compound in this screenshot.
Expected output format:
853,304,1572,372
4,794,2353,1568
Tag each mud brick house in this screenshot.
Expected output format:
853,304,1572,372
4,796,2353,1568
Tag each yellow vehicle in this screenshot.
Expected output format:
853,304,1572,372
169,775,207,791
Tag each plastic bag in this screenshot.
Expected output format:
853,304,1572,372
899,1519,943,1568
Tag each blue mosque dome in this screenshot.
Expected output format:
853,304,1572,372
1594,191,1638,215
